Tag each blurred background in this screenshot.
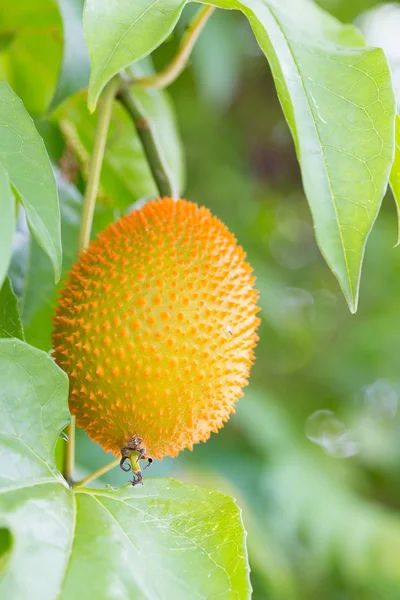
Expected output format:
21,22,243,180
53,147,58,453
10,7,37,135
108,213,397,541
3,0,400,598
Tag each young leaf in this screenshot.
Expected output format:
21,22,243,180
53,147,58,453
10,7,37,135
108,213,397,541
84,0,187,111
49,0,90,112
0,278,24,340
0,339,250,599
202,0,395,312
0,164,15,287
0,82,62,281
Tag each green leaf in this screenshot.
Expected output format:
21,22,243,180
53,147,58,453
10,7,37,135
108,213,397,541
21,175,115,351
203,0,396,312
84,0,187,111
0,339,69,482
0,339,72,599
55,84,184,206
0,81,62,281
67,481,250,599
0,163,15,287
0,0,62,115
49,0,90,112
0,339,250,598
0,278,24,340
316,0,383,22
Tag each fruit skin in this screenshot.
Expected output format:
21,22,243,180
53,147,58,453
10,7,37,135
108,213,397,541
53,198,260,459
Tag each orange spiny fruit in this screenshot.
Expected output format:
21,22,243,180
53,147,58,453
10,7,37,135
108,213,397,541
53,198,260,459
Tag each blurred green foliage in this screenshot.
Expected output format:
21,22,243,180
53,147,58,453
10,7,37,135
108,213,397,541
4,0,400,597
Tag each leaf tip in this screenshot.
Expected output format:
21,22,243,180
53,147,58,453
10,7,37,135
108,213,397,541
87,85,100,114
52,257,62,285
345,290,358,314
340,284,358,314
349,303,357,315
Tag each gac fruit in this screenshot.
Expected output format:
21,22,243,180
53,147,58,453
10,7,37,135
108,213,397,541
53,198,260,459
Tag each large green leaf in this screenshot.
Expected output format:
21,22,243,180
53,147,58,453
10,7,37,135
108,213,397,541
0,163,15,287
0,278,24,340
55,84,184,206
0,0,62,115
49,0,90,112
200,0,396,312
84,0,187,111
65,481,250,599
0,82,62,281
316,0,384,22
0,338,250,599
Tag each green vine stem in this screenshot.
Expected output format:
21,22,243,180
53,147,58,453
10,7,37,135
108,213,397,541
72,458,121,489
132,5,215,90
117,86,176,197
78,77,120,251
62,76,120,486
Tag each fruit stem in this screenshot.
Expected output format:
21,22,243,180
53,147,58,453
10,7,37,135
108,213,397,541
129,5,215,90
117,87,176,197
63,77,120,486
72,458,121,489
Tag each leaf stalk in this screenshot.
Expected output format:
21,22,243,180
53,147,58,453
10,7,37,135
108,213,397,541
132,5,215,90
72,458,121,489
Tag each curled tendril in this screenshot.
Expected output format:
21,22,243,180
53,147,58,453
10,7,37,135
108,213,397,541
120,456,132,472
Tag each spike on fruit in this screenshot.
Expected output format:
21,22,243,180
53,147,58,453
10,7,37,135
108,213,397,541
53,198,260,460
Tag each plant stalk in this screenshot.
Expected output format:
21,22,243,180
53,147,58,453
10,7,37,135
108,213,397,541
72,458,121,489
117,87,175,197
78,77,120,251
133,5,215,90
63,77,120,486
